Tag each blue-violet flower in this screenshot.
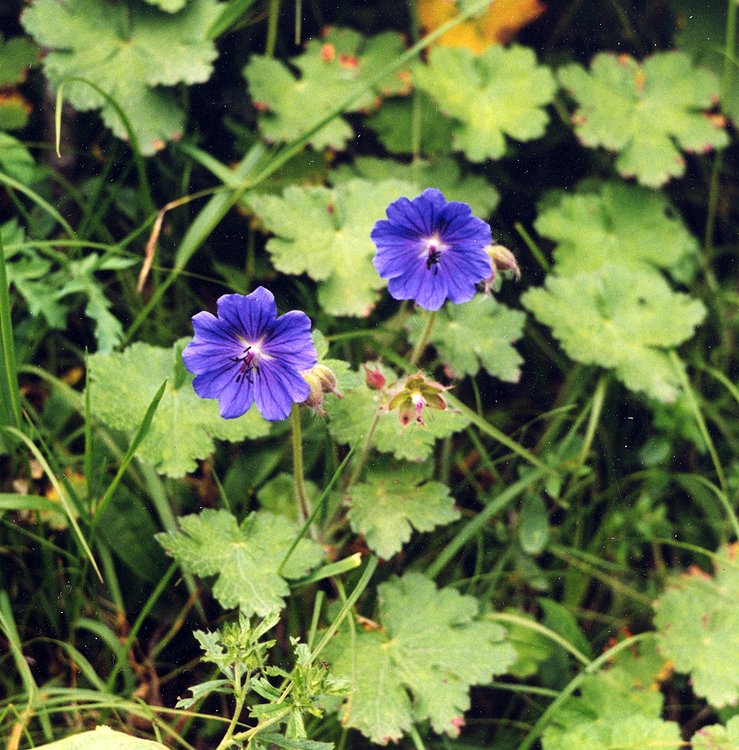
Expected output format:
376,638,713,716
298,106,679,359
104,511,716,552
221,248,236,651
182,287,318,421
371,188,493,311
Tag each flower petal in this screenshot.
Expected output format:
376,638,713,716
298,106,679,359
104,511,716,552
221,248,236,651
254,361,311,421
216,287,277,340
263,310,318,370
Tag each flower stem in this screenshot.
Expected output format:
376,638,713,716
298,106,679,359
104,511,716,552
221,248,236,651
409,309,437,366
346,408,382,490
290,403,313,533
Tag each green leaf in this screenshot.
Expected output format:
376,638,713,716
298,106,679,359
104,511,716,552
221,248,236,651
244,27,409,150
559,51,729,187
143,0,187,11
691,716,739,750
88,340,270,477
0,36,38,86
326,366,470,462
22,0,220,154
324,573,516,743
258,472,319,524
542,638,680,750
654,546,739,708
408,296,525,381
674,0,739,124
347,469,459,559
156,509,324,615
534,181,699,282
330,156,499,218
0,132,37,185
30,726,167,749
543,714,681,750
413,45,556,162
521,265,706,403
364,92,454,155
518,493,548,554
248,179,416,317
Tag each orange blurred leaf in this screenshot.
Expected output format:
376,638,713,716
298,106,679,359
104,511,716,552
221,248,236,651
419,0,545,53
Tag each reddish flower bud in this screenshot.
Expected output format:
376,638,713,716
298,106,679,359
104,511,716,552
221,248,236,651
364,365,386,390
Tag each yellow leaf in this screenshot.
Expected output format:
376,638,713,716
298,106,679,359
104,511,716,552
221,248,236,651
419,0,546,53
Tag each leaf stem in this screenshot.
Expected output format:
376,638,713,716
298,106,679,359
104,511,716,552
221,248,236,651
346,408,383,490
265,0,280,57
669,351,727,494
409,309,437,366
486,612,591,666
290,403,313,531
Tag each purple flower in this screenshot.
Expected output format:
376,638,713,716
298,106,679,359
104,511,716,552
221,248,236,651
371,188,493,311
182,287,317,421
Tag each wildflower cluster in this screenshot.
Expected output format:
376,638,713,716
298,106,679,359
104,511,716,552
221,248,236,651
184,190,507,422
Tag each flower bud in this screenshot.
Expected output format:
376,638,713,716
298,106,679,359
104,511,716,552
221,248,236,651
301,364,341,416
364,365,386,391
483,243,521,294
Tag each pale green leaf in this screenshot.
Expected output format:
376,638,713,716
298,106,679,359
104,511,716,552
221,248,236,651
408,296,525,381
156,509,324,615
543,715,681,750
326,366,470,462
542,638,680,750
88,340,269,477
31,726,167,749
324,573,516,743
347,469,459,559
534,181,699,282
330,156,499,218
691,716,739,750
143,0,187,11
244,27,409,150
247,179,416,317
365,92,454,156
654,546,739,708
522,265,706,402
22,0,220,154
559,51,729,187
258,472,319,524
414,45,556,162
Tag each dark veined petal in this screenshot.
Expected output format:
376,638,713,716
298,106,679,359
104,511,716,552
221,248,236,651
263,310,318,370
254,360,311,421
182,286,316,421
216,287,277,341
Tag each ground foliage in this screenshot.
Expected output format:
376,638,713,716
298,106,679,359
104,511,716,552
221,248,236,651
0,1,737,749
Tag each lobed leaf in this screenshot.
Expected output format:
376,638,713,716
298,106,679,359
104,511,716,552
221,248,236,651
326,364,470,462
654,545,739,708
408,296,525,381
324,573,516,743
22,0,220,154
534,181,699,282
691,716,739,750
559,51,729,186
330,156,499,218
88,340,269,477
414,45,556,162
247,179,417,317
347,469,459,559
244,27,409,150
522,265,706,402
542,638,680,750
157,509,324,616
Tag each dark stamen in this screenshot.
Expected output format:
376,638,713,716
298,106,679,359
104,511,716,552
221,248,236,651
231,346,258,384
